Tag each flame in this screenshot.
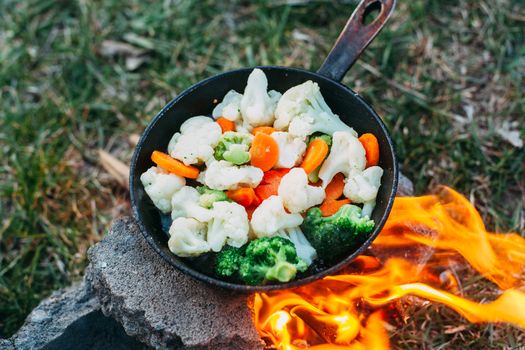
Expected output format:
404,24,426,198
253,187,525,349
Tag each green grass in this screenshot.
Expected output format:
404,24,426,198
1,0,523,346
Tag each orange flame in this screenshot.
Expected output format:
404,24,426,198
253,187,525,349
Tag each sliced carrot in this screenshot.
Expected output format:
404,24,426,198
358,133,380,167
319,173,348,216
151,151,200,179
325,173,345,201
250,133,279,172
251,192,262,206
226,187,258,207
245,205,257,220
254,185,275,202
216,117,236,133
251,126,276,136
262,168,290,183
254,168,290,201
300,138,329,174
319,198,351,217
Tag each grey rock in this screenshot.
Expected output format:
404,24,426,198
43,310,147,350
0,338,14,350
10,281,98,349
86,218,264,350
397,172,415,197
4,280,146,350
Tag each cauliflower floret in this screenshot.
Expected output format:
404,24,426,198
207,201,250,252
167,132,180,155
167,116,222,165
240,69,280,128
343,166,383,203
168,217,210,257
278,168,325,213
274,80,357,138
288,116,313,138
269,89,282,105
361,201,376,218
199,160,263,190
140,166,185,213
276,226,317,266
235,124,252,134
318,131,366,188
251,195,304,237
270,131,307,168
212,90,243,122
171,186,213,222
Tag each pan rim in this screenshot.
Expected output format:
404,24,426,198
130,65,399,292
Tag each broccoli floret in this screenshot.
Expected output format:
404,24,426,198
214,131,252,165
301,204,375,261
239,236,307,285
215,245,244,277
308,133,332,147
196,186,230,208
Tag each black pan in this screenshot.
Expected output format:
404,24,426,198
130,0,398,292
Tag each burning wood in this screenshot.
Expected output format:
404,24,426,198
253,187,525,349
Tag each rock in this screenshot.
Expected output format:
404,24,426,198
0,339,14,350
43,310,147,350
397,172,415,197
86,218,264,350
8,281,97,349
3,280,146,350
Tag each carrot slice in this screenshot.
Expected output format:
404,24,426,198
319,173,348,216
319,198,351,217
216,117,236,133
262,168,290,184
250,133,279,172
245,205,257,220
358,133,380,167
300,138,329,174
251,126,276,135
254,185,275,202
325,173,345,201
254,168,290,201
226,187,258,207
151,151,200,179
251,191,262,206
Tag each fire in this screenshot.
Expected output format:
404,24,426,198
253,187,525,349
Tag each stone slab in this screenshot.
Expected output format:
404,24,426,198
397,172,415,197
8,281,98,349
86,218,264,350
0,339,14,350
1,280,145,350
43,309,147,350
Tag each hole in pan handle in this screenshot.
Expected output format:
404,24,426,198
317,0,396,82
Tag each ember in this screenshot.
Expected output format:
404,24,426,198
253,187,525,349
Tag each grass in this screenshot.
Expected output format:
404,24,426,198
0,0,523,346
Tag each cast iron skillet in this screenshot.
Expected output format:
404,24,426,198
130,0,398,292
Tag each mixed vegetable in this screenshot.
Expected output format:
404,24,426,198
141,69,384,285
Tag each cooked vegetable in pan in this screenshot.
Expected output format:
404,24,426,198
140,68,383,285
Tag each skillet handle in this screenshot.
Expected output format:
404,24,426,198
317,0,396,82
